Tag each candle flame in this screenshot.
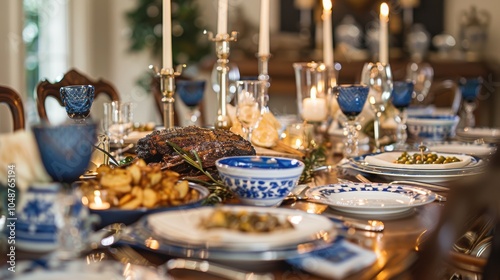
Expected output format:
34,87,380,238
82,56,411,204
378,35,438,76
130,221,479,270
94,190,103,206
322,0,332,11
380,3,389,18
310,86,317,99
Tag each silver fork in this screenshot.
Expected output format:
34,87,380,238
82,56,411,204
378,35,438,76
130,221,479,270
109,245,154,267
166,258,274,280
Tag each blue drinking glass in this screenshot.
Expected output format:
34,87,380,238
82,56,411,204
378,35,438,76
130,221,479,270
60,85,95,120
459,77,482,128
391,81,414,148
334,85,369,157
459,77,483,102
176,80,206,126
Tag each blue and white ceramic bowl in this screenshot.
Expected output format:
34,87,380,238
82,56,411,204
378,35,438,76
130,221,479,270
406,115,460,141
215,156,305,207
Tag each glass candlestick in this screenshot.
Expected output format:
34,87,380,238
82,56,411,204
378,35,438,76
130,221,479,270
334,85,369,158
206,31,238,130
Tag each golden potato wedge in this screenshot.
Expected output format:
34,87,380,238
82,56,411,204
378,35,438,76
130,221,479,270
142,188,158,208
119,193,134,205
120,197,142,210
174,180,189,198
148,171,162,186
128,164,142,185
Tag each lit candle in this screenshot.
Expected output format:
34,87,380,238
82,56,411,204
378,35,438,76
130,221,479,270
322,0,333,68
89,190,110,210
379,2,389,65
258,0,270,56
302,87,328,122
217,0,228,35
162,0,173,69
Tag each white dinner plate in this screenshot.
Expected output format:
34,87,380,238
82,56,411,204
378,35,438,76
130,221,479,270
147,205,335,251
456,127,500,143
363,151,472,170
306,183,436,215
10,260,166,280
425,141,496,157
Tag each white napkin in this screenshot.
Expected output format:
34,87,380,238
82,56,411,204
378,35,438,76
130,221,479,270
0,130,51,192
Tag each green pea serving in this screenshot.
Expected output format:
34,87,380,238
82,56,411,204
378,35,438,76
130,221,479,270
393,152,461,165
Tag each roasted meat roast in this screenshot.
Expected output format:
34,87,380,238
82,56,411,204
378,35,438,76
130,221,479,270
136,126,256,175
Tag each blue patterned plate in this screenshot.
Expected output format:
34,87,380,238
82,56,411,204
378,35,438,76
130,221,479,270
306,183,436,215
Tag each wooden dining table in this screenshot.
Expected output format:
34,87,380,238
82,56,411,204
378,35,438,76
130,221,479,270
9,153,485,280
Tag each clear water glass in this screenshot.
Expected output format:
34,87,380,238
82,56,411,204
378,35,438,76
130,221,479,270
235,80,265,142
361,62,393,152
334,85,369,158
103,101,133,158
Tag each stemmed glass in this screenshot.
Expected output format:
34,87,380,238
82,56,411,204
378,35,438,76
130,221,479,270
334,85,369,158
60,85,95,122
391,81,414,149
459,77,483,128
176,80,206,126
103,101,133,159
361,62,393,152
32,122,98,260
235,80,265,142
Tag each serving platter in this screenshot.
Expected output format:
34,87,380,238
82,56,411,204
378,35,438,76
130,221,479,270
147,205,336,251
119,207,340,263
306,183,436,215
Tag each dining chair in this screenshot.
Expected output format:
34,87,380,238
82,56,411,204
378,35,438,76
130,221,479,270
0,86,25,130
36,68,120,122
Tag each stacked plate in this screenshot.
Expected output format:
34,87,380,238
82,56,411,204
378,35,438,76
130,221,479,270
125,206,339,263
456,127,500,143
306,183,436,215
345,151,487,183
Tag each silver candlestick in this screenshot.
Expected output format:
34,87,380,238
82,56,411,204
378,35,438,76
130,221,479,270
258,54,271,111
206,31,238,130
150,65,184,129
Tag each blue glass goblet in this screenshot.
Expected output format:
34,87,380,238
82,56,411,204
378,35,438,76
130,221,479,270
391,81,414,148
176,80,206,126
60,85,95,121
459,77,482,128
334,85,369,158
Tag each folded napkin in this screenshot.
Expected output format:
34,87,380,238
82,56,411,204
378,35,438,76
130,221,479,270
0,130,51,192
287,240,377,279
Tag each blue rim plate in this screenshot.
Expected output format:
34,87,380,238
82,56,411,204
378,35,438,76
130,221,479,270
306,183,436,215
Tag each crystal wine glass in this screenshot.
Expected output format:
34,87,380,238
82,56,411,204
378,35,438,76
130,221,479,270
361,62,393,152
459,77,483,128
103,101,133,159
60,85,95,122
334,85,369,158
235,80,265,142
176,80,206,126
391,81,414,150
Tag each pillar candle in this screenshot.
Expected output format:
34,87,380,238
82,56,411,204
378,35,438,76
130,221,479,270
379,2,389,65
217,0,228,35
322,0,333,68
162,0,173,69
302,87,328,121
258,0,270,56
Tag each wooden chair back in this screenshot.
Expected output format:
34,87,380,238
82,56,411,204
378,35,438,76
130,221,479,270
0,86,25,130
36,69,120,121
